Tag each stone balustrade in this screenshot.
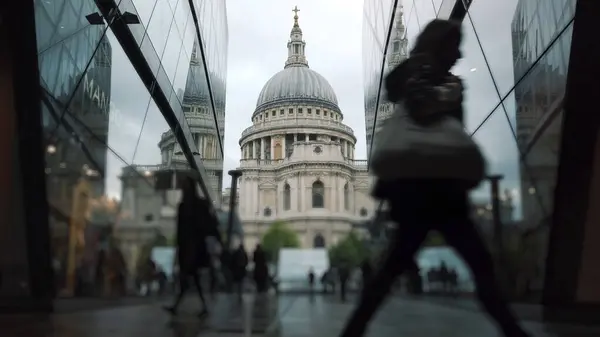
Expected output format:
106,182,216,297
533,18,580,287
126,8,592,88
241,118,355,138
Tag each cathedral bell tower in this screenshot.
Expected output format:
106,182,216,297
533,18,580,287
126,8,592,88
285,6,309,68
387,5,408,70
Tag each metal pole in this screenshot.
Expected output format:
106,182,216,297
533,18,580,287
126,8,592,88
488,174,504,254
226,169,243,250
222,169,242,293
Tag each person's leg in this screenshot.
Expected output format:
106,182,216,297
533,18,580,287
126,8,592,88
339,219,429,337
164,275,189,314
209,261,219,296
440,219,530,337
191,272,209,314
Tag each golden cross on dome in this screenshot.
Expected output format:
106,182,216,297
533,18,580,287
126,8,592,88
292,6,300,24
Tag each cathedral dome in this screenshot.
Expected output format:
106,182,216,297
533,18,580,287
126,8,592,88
252,6,340,116
255,66,338,109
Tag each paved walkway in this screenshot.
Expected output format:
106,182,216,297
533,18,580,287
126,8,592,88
1,294,600,336
277,296,600,337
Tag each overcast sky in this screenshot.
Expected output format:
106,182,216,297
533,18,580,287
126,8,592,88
94,0,570,219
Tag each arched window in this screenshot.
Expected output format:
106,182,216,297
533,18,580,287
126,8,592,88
312,180,324,208
283,183,291,211
313,233,326,248
344,183,350,210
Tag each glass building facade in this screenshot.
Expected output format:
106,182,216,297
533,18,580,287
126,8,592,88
31,0,229,298
363,0,600,309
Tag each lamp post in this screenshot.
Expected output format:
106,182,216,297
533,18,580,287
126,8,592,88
488,174,505,255
226,170,243,250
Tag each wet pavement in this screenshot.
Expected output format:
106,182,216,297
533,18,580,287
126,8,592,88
1,294,600,336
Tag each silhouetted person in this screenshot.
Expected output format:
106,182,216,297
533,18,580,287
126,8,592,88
231,243,248,300
338,263,350,302
406,260,422,295
340,19,530,337
360,259,372,290
252,244,269,293
320,270,330,294
438,261,450,292
307,267,315,294
164,177,221,317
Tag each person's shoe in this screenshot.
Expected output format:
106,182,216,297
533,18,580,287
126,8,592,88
163,305,177,315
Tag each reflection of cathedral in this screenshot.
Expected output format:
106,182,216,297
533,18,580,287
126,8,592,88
512,5,568,229
366,5,407,158
237,9,375,250
115,39,229,276
158,40,226,198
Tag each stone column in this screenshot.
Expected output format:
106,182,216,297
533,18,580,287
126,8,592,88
296,174,301,211
254,178,260,218
300,175,306,212
260,138,265,160
330,175,337,212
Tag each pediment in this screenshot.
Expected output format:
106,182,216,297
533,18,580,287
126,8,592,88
258,180,277,189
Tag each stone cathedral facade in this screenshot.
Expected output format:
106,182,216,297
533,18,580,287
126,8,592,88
236,8,375,250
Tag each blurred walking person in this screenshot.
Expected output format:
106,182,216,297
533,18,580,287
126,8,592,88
252,244,269,293
360,259,372,290
231,243,248,301
340,19,530,337
164,177,221,317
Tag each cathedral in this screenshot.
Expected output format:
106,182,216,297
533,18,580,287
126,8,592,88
236,8,375,250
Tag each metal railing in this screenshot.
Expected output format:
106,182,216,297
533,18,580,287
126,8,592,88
239,157,368,168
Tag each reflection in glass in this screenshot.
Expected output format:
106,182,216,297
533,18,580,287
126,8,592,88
361,0,577,300
35,0,228,299
363,3,406,157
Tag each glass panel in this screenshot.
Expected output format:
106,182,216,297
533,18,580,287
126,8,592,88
514,25,573,295
457,15,507,132
432,0,444,14
362,0,397,157
470,109,522,233
105,33,151,162
142,0,174,57
128,0,157,29
467,0,520,97
35,0,229,299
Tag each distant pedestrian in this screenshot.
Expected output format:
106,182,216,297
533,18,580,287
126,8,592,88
307,267,315,294
252,244,269,293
